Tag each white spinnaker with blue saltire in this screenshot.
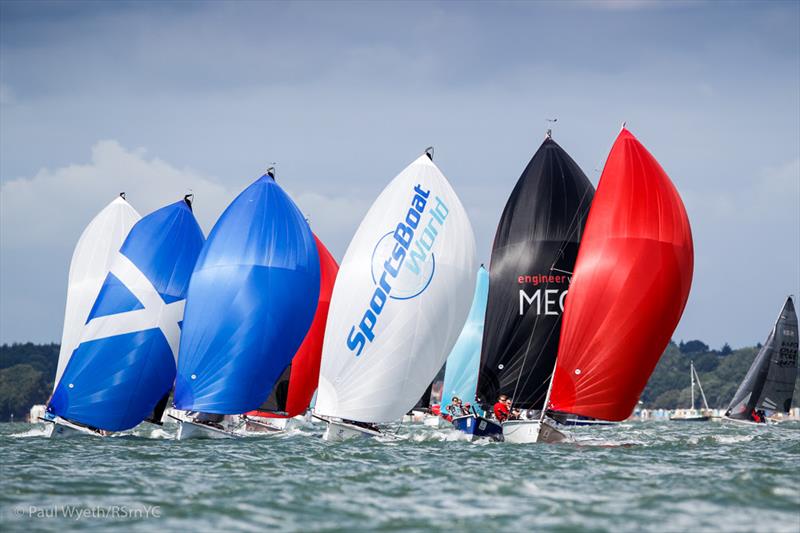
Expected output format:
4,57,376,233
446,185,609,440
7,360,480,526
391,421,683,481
53,195,141,392
315,153,477,423
49,199,205,431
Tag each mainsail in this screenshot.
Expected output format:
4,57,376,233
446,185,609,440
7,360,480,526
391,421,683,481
441,266,489,416
726,297,798,419
478,138,594,410
49,198,204,431
173,173,320,414
315,151,477,423
548,128,694,421
54,194,141,391
248,234,339,419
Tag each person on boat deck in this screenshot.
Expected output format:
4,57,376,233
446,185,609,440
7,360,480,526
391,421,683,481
494,395,520,422
446,397,470,417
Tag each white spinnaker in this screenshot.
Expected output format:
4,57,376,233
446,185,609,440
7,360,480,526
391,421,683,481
53,196,141,391
315,154,477,423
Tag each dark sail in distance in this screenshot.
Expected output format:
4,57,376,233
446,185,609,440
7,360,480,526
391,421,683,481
726,297,799,419
477,137,594,410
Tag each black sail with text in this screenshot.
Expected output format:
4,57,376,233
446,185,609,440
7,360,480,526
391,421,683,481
726,297,798,419
477,138,594,410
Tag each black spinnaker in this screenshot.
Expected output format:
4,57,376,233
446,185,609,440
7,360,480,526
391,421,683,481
477,136,594,411
726,297,798,420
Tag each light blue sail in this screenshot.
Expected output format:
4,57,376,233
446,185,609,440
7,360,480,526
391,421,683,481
173,173,320,414
49,199,205,431
440,266,489,417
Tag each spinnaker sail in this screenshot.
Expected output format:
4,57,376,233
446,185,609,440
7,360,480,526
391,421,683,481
247,234,338,419
478,138,594,410
54,194,141,391
725,297,798,419
548,128,694,421
173,173,320,414
441,266,489,416
315,151,477,423
49,198,204,431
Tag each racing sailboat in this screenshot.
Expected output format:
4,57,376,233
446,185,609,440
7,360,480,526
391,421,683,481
314,148,477,441
46,196,204,437
172,169,320,439
477,135,594,443
669,361,711,422
441,266,502,440
538,127,694,443
723,297,798,425
242,234,338,433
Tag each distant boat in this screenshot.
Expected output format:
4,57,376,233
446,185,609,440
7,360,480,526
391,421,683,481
476,134,594,443
314,148,477,441
52,194,141,394
723,297,798,426
46,196,204,437
440,266,502,440
172,170,321,439
242,234,338,433
669,361,711,422
540,127,694,443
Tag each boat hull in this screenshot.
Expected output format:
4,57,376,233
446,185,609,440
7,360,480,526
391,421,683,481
322,420,382,442
41,416,103,438
502,419,568,443
669,415,711,422
452,415,503,441
721,415,772,427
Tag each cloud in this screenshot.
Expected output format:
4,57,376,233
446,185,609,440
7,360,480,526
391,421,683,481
0,140,363,343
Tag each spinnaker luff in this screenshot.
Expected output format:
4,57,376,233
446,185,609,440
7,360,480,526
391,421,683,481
48,197,204,433
315,150,477,440
547,128,694,424
173,171,320,419
725,297,798,423
478,137,594,414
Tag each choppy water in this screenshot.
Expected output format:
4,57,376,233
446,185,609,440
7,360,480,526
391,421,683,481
1,419,798,532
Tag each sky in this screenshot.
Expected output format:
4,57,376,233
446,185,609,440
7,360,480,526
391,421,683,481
1,0,798,349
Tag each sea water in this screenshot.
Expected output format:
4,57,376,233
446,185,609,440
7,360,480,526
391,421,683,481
1,420,798,532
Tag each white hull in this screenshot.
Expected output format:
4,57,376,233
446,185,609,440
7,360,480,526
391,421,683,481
502,418,568,444
175,419,239,440
322,420,382,442
41,417,103,438
423,414,445,428
721,415,772,427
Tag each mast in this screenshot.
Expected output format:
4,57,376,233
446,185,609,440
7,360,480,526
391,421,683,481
694,365,710,410
690,361,695,410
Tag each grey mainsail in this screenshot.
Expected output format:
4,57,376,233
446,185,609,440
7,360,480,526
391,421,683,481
726,297,798,420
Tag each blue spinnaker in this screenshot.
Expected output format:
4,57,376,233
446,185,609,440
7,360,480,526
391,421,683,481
49,199,205,431
440,266,489,417
173,173,320,414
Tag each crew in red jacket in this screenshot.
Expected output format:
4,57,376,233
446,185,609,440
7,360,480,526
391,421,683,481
493,394,511,422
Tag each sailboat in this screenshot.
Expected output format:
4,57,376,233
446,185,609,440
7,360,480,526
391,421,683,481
314,148,477,441
241,234,338,433
723,297,798,425
477,134,594,444
172,169,321,439
440,266,502,440
51,194,141,396
45,196,205,437
669,361,711,422
537,127,694,443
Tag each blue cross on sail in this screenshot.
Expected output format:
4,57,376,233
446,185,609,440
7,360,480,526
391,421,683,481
48,198,205,432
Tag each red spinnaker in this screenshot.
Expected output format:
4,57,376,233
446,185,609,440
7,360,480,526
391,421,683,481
549,128,694,421
248,235,339,418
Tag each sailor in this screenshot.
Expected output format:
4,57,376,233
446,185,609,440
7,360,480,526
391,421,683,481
494,394,510,422
447,397,469,417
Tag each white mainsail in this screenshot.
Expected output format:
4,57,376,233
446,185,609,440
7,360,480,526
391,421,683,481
315,153,477,423
53,195,141,390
